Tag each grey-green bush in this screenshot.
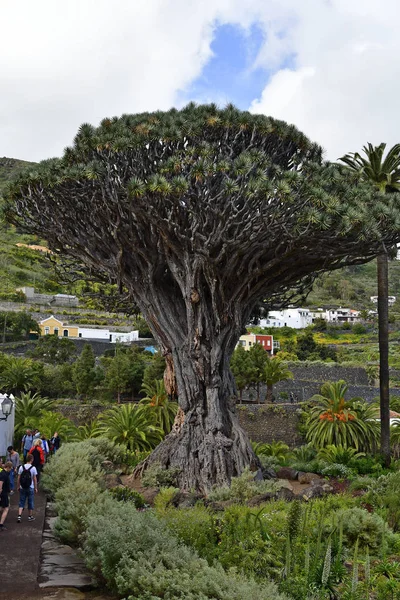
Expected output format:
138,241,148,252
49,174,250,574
83,495,288,600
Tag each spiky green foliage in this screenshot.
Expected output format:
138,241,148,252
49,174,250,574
96,403,163,451
252,440,291,463
305,381,379,451
140,379,178,434
263,356,293,402
0,355,42,395
340,143,400,193
14,391,54,435
6,105,400,313
317,445,365,465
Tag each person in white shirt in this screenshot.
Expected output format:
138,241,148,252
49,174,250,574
17,454,38,523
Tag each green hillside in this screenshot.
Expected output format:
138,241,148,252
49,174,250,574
0,157,36,194
306,259,400,309
0,157,64,297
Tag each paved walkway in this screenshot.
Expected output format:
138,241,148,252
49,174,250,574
0,488,47,599
0,489,116,600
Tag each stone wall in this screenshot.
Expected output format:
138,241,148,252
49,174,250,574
237,404,303,447
56,402,304,447
285,363,369,385
1,337,154,357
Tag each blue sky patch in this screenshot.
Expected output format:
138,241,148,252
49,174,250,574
179,23,274,109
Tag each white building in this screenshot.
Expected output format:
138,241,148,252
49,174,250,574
0,395,15,456
78,328,139,343
325,307,360,323
370,295,396,306
259,308,312,329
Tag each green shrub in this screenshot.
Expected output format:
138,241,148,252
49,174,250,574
320,463,355,479
317,445,364,465
154,487,179,514
82,495,288,600
41,438,125,497
160,504,218,563
141,463,180,488
363,472,400,531
54,476,102,543
207,468,279,503
339,507,387,549
109,486,145,509
349,455,384,476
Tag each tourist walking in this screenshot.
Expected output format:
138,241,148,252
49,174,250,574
6,446,20,494
41,435,50,459
17,454,38,522
29,439,45,483
50,432,61,454
0,462,13,530
21,429,34,461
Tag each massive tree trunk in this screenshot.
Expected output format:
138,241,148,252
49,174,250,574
377,251,391,467
133,278,258,493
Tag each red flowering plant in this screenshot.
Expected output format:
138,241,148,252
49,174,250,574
305,380,379,451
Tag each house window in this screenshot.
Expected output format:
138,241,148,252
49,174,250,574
44,327,50,335
63,329,69,337
238,340,245,346
248,342,252,346
79,333,82,338
54,328,59,336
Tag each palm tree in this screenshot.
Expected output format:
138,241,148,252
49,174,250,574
263,356,293,403
14,391,54,436
306,380,379,451
140,379,178,435
339,143,400,466
96,404,163,451
71,421,100,442
0,356,40,395
36,410,76,440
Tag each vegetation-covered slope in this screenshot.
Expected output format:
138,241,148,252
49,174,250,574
0,157,63,296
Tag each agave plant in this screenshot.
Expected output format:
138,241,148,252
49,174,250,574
14,391,55,435
96,403,163,451
306,381,379,451
140,379,178,434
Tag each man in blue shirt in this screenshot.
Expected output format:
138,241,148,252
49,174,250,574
21,429,34,461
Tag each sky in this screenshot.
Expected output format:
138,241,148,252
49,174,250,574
1,0,399,162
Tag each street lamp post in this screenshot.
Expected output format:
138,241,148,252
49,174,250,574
0,394,14,421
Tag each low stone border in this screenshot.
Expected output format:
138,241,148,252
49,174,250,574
39,502,95,591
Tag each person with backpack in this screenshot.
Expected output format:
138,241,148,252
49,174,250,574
21,429,34,461
0,462,13,530
17,453,38,523
28,439,45,483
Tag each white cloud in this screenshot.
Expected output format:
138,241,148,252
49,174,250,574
1,0,400,162
249,0,400,159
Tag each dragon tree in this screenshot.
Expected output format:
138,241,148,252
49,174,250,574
5,104,400,492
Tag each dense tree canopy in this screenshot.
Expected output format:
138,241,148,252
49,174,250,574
5,104,400,491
